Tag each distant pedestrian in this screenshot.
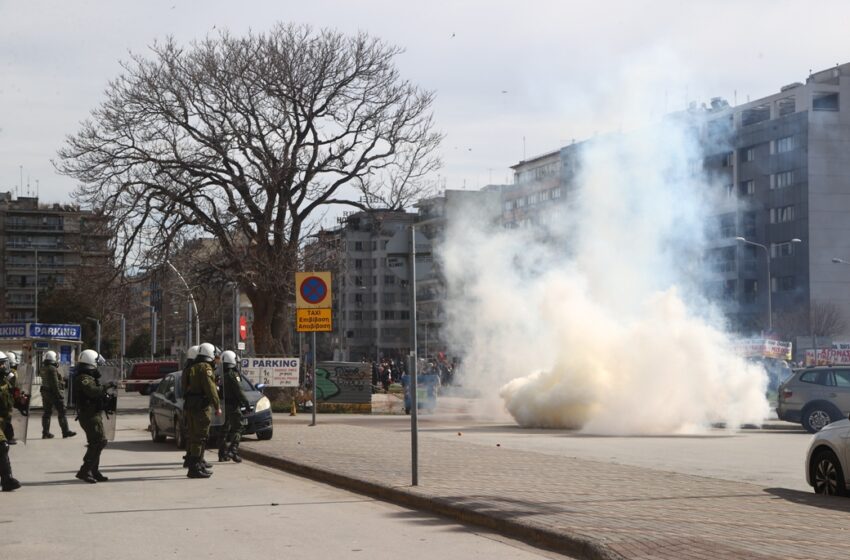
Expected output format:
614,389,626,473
39,351,76,439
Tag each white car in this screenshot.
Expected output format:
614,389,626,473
806,418,850,496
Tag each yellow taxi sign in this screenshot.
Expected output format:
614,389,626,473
295,271,332,309
296,308,333,332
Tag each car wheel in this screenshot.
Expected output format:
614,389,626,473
256,428,273,441
174,417,186,449
802,404,837,433
150,414,166,443
811,449,848,496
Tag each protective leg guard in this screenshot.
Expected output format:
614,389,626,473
41,414,53,438
187,457,211,479
0,442,21,491
228,442,242,463
91,441,108,482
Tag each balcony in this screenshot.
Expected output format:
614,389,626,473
5,223,64,232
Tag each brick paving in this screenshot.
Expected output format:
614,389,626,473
240,418,850,560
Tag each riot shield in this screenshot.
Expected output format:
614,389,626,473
99,365,120,441
8,364,33,444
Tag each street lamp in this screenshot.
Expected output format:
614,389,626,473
85,316,101,356
107,311,126,379
735,236,801,332
166,260,200,345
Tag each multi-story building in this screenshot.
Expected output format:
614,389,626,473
0,193,111,321
501,63,850,341
701,63,850,336
414,187,505,358
309,210,417,362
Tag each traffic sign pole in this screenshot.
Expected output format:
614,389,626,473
311,331,317,427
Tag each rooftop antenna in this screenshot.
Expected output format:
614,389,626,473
36,179,39,198
522,136,526,161
19,165,22,197
26,176,30,196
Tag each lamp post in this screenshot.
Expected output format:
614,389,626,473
107,311,125,379
736,236,801,332
86,316,101,356
166,260,200,345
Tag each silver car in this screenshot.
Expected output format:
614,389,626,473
806,418,850,496
776,366,850,432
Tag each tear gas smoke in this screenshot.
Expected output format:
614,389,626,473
440,69,768,434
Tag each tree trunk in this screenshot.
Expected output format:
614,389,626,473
249,291,285,355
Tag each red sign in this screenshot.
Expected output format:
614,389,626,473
239,316,248,341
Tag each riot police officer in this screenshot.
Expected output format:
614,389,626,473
73,349,115,483
183,343,220,478
0,351,20,491
2,351,17,444
218,350,249,463
40,351,76,439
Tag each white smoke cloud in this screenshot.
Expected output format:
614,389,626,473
440,53,769,434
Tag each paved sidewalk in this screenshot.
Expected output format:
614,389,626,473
241,417,850,560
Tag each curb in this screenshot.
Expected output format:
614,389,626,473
240,448,623,560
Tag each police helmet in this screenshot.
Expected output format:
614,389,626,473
186,345,200,360
197,342,216,362
221,350,237,366
77,349,100,370
7,351,18,367
43,350,58,365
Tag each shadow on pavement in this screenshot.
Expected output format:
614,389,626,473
22,475,187,487
46,465,180,474
435,495,577,517
106,440,180,452
765,487,850,512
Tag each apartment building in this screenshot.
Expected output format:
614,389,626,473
702,63,850,335
0,194,111,322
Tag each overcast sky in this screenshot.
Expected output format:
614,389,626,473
2,0,849,204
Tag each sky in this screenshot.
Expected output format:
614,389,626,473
2,0,849,205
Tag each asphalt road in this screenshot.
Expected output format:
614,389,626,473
3,400,571,560
303,394,815,493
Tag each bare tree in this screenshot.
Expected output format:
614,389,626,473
774,300,848,340
56,24,442,354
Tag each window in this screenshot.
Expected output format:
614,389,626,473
771,275,795,292
741,147,755,162
353,311,363,321
383,310,396,320
551,188,562,199
528,193,539,205
739,180,755,196
383,293,396,305
504,200,514,211
770,205,795,223
813,92,839,111
515,197,526,208
399,310,410,320
724,184,734,198
354,293,363,304
354,259,363,269
833,370,850,387
776,136,795,153
772,170,795,190
384,275,395,285
354,241,363,251
722,152,734,167
354,276,363,286
717,214,736,238
743,279,758,303
743,212,757,237
770,241,796,258
799,371,825,385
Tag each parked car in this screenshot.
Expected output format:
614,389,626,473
127,361,180,395
776,366,850,432
806,416,850,496
148,369,273,447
